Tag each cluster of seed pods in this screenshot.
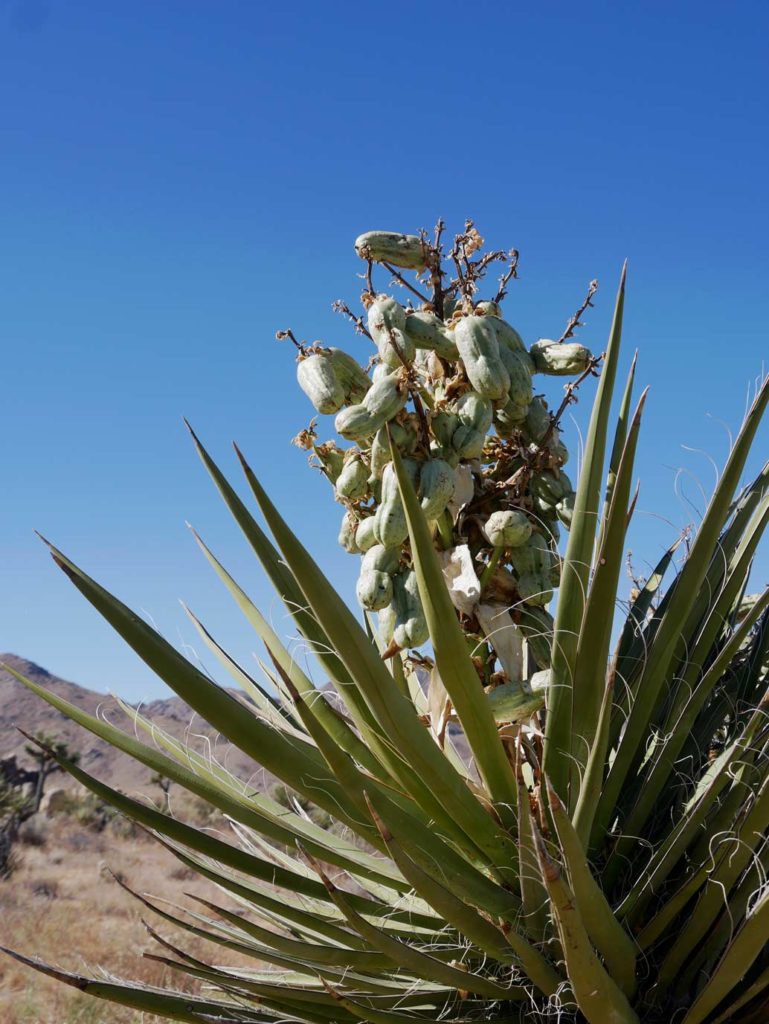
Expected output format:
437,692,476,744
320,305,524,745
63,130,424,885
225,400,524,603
291,229,594,669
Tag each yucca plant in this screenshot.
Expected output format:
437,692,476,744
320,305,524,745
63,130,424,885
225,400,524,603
3,224,769,1024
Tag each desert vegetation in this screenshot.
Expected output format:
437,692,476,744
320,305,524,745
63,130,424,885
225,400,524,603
3,223,768,1023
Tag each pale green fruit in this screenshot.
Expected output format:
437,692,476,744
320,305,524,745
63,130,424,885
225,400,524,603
530,338,592,376
430,409,460,448
510,532,551,576
403,311,459,360
354,231,429,270
524,396,552,442
494,395,528,436
367,296,415,369
296,352,345,414
354,516,379,552
328,348,371,404
498,345,533,408
392,570,429,649
418,458,455,519
451,425,486,460
455,391,494,433
517,572,553,607
361,544,400,575
453,315,510,400
356,568,393,611
338,510,360,553
531,470,574,506
475,299,503,317
375,460,419,547
486,316,527,355
334,453,370,501
484,509,532,548
334,371,407,440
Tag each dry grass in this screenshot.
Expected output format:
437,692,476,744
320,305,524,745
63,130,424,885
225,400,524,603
0,807,254,1024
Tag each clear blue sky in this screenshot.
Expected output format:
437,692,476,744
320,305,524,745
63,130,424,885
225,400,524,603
1,1,767,699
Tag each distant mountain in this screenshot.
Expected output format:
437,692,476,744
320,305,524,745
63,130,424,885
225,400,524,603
0,654,275,794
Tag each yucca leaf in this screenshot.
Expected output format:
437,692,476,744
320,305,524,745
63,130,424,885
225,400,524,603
573,676,615,849
307,856,525,1001
617,586,769,857
618,686,769,924
515,759,549,943
0,948,265,1023
182,602,304,730
390,440,518,812
187,526,391,779
570,387,647,789
365,795,562,997
531,823,639,1024
362,782,522,921
656,769,769,994
546,782,637,997
681,887,769,1024
5,665,404,889
23,732,411,922
544,264,627,801
236,444,522,875
597,376,769,858
39,541,374,829
186,893,398,974
597,351,637,551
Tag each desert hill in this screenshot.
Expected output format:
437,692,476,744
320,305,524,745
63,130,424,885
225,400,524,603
0,653,274,794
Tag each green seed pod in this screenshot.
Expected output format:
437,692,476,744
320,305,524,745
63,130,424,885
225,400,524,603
390,416,419,453
369,417,419,481
367,296,415,369
393,570,429,649
530,339,592,376
334,371,407,440
430,409,461,448
484,509,532,548
487,316,527,355
404,311,459,360
375,459,419,547
493,395,529,436
368,427,390,480
531,470,574,506
451,425,486,460
453,315,511,400
549,432,569,465
354,231,429,270
524,396,552,443
362,544,400,574
312,442,346,483
377,602,397,644
328,348,371,404
335,452,370,501
418,458,455,519
297,352,345,414
456,391,494,433
356,568,394,611
338,510,360,553
498,346,534,408
510,533,551,576
555,490,576,529
354,518,378,553
518,572,553,607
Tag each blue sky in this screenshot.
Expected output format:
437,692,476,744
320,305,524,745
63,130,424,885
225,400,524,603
1,0,767,699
